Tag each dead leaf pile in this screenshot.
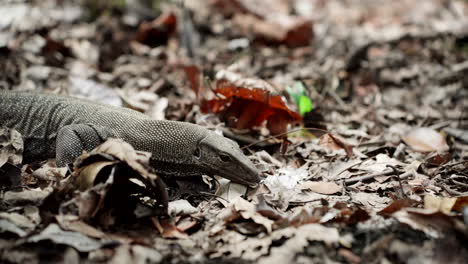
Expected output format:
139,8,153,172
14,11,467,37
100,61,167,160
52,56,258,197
1,0,468,262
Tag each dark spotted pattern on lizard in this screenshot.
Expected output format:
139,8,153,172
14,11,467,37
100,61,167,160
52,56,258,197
0,91,261,187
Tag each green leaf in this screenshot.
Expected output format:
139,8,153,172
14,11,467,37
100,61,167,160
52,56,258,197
286,81,313,116
285,82,307,105
299,95,313,116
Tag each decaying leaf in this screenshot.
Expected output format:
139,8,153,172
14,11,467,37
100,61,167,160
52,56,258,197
168,199,198,216
110,244,162,264
218,197,274,233
299,181,342,195
152,217,189,239
0,128,23,190
53,139,169,227
402,127,449,153
134,11,177,47
197,69,302,136
392,207,465,238
378,198,419,217
3,188,51,206
424,195,468,214
69,77,123,107
212,0,313,47
287,202,370,227
318,133,354,158
0,128,23,167
215,179,247,206
257,224,340,263
27,223,103,252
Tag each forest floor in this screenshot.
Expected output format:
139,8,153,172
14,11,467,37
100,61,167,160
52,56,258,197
1,0,468,263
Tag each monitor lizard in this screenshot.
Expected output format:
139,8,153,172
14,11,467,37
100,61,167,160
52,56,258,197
0,90,261,187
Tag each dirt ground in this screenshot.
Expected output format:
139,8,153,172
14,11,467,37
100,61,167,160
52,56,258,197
1,0,468,263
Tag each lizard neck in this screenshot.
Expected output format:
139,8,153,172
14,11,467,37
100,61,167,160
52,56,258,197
150,159,208,176
120,119,208,174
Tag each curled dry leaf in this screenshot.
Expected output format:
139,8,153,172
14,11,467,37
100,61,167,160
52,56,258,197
425,151,452,166
318,133,354,158
212,0,313,47
0,128,23,190
196,69,302,136
58,139,169,227
215,179,247,206
219,197,274,233
233,14,313,47
0,127,23,167
377,198,419,217
152,217,189,239
424,195,468,214
168,199,198,216
257,224,340,264
392,208,463,238
299,181,342,195
27,223,103,252
402,127,449,153
134,11,177,47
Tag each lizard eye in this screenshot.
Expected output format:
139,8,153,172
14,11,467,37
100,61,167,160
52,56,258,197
194,148,201,159
219,154,231,162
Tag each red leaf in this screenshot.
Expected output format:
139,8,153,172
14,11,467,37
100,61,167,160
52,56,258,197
182,65,201,94
134,12,177,47
199,70,302,136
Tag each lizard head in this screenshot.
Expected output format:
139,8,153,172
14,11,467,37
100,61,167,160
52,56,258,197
193,132,261,188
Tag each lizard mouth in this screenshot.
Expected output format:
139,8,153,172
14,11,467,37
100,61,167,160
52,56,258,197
222,165,261,188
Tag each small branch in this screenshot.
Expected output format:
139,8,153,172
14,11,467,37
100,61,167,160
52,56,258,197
451,179,468,189
344,169,394,184
387,165,406,198
344,168,413,185
442,185,464,196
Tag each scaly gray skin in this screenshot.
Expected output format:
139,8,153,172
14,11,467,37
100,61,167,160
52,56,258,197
0,91,260,187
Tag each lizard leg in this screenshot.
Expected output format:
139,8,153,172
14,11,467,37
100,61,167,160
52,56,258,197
55,124,115,167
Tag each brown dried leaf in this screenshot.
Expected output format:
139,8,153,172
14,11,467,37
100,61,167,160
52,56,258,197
258,224,340,263
299,181,342,195
152,217,189,239
27,223,102,252
134,12,177,47
220,197,274,233
57,139,169,226
319,133,354,158
392,208,462,238
402,127,449,152
0,128,23,167
378,199,419,217
423,195,468,214
214,0,313,47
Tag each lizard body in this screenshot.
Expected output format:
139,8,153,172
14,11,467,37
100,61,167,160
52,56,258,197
0,91,260,187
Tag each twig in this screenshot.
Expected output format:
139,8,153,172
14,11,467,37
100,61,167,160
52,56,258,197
442,185,464,196
356,141,386,147
289,198,321,205
344,168,414,185
387,165,406,198
344,169,394,184
451,179,468,188
441,160,468,169
327,88,349,110
398,171,414,180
